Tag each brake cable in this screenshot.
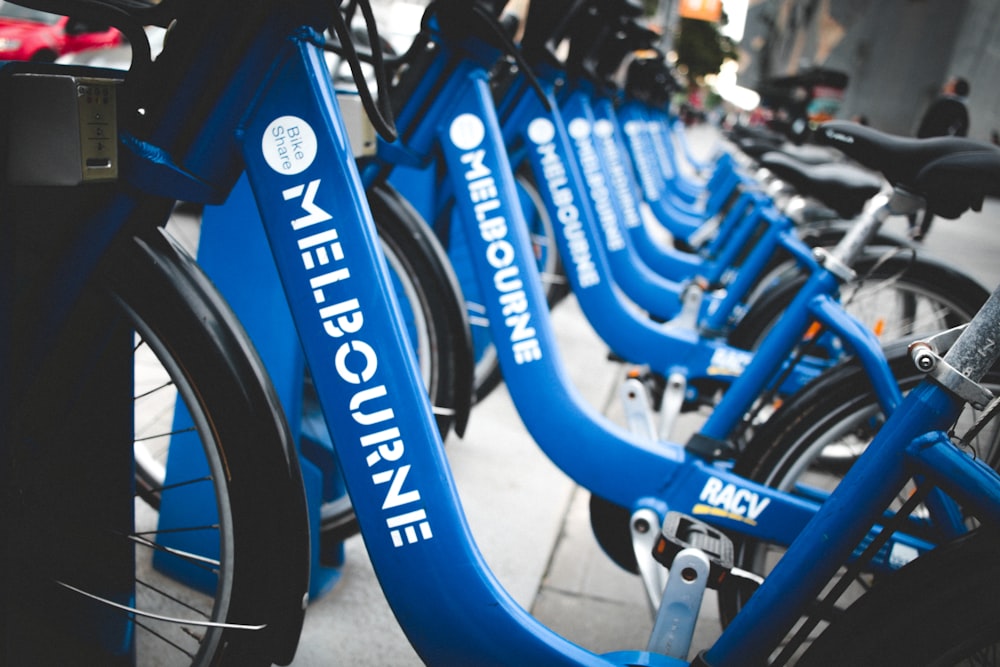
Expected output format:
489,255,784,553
423,0,552,113
318,0,398,142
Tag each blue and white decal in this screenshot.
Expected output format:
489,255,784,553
448,113,543,365
268,121,433,549
525,117,601,288
694,476,771,526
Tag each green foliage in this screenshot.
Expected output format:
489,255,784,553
674,15,738,84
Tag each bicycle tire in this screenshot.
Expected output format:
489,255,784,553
798,529,1000,667
730,249,989,351
108,228,308,666
719,343,1000,630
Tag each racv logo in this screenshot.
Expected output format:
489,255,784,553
693,476,771,526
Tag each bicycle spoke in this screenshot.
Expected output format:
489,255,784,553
55,581,264,630
127,531,222,571
134,378,176,402
133,474,214,498
133,619,198,659
137,577,212,620
133,426,197,444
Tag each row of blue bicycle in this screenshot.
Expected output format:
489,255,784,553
4,0,1000,664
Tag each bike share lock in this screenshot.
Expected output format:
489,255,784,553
654,512,735,588
4,69,118,185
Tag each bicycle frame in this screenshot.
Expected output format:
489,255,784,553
374,27,900,449
37,2,999,664
241,17,997,666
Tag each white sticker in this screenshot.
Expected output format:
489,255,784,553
449,113,486,151
262,115,317,175
527,117,555,145
593,119,614,138
567,117,591,140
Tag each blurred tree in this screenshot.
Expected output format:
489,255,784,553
675,12,738,83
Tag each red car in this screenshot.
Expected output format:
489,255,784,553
0,1,121,62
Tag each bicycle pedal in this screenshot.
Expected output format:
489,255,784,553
653,512,734,589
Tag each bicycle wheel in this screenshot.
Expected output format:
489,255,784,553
730,249,989,351
718,344,1000,636
10,227,309,666
798,529,1000,667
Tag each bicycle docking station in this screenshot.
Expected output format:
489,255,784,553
2,63,133,664
635,510,763,660
1,62,342,662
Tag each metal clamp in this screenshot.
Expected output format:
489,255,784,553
812,247,856,283
909,326,995,409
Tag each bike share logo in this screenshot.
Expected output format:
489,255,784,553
823,128,856,145
448,113,543,365
264,115,434,549
566,117,626,252
525,117,601,287
694,477,771,526
262,115,319,175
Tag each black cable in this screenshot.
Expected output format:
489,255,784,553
468,3,552,113
771,485,931,665
422,0,552,113
320,0,397,142
6,0,155,92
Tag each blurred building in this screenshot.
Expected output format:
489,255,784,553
740,0,1000,141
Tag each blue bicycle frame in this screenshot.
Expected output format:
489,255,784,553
103,3,1000,665
361,19,930,560
409,35,897,441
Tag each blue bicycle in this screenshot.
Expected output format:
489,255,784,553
7,0,1000,665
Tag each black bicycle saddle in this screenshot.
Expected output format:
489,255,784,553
816,120,1000,219
759,151,883,219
